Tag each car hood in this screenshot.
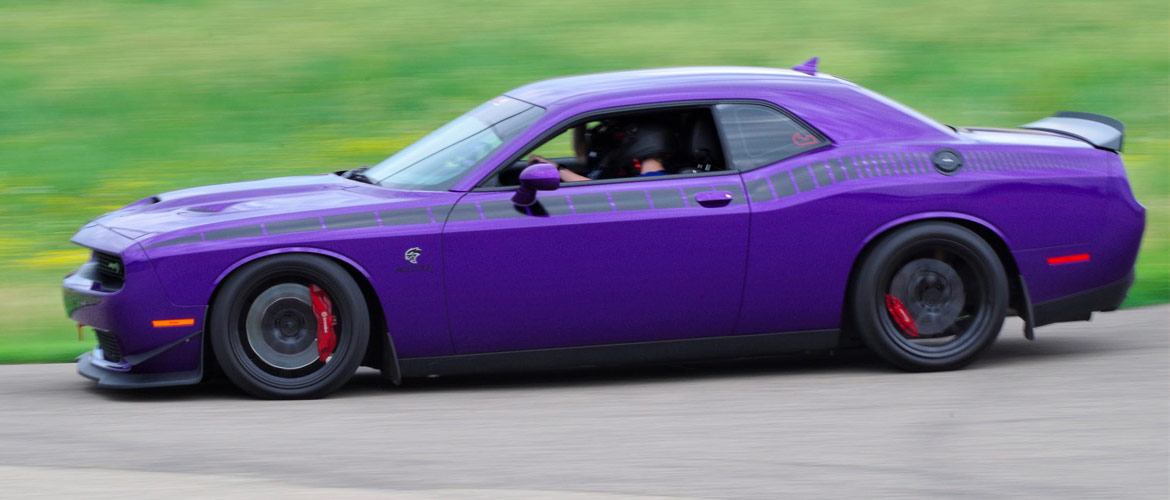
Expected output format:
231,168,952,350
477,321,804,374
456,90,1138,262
79,174,446,249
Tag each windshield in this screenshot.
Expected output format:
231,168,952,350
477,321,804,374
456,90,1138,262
368,96,543,190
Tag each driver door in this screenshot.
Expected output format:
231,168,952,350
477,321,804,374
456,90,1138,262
441,173,750,354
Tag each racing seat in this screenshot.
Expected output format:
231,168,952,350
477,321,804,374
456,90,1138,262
678,114,725,173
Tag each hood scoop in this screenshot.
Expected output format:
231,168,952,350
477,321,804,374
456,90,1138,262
185,202,239,214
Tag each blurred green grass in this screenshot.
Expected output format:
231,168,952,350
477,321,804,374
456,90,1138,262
1,0,1166,363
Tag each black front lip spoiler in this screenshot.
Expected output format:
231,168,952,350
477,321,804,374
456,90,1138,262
1032,269,1135,328
77,350,202,389
75,328,204,389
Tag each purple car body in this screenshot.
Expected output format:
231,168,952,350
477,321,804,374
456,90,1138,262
64,64,1145,394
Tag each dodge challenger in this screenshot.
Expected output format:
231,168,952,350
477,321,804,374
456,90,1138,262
64,59,1144,398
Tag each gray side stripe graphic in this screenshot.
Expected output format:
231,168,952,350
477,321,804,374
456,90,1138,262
205,225,263,241
148,149,1100,248
969,151,983,171
447,203,482,222
845,157,860,179
831,158,850,182
869,154,884,176
266,217,323,235
791,165,816,192
890,154,903,175
534,195,572,215
611,189,651,211
856,156,870,178
570,192,613,214
145,234,203,248
907,153,922,174
884,154,899,175
746,178,774,202
481,200,526,219
648,188,686,209
812,161,832,187
770,170,796,197
324,212,377,230
380,207,431,226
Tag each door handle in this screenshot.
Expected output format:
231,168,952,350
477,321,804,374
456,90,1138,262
695,190,734,208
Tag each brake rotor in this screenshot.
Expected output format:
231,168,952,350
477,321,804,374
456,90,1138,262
888,258,965,337
245,284,319,370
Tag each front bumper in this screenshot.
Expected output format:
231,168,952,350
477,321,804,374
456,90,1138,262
65,247,208,389
77,349,202,389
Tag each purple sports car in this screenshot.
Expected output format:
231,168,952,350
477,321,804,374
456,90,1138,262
64,60,1144,399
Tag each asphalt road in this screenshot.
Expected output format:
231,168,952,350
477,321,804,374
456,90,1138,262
0,306,1166,499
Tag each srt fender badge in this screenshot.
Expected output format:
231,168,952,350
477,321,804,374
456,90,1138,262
404,247,422,264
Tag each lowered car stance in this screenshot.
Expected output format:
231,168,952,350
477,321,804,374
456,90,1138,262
64,59,1144,399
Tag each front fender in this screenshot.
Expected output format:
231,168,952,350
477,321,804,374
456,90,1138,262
210,246,374,292
145,227,454,359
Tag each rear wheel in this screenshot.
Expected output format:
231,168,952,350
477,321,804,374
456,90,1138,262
850,222,1007,371
210,254,369,399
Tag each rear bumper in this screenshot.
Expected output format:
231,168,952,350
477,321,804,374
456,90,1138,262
1032,269,1134,327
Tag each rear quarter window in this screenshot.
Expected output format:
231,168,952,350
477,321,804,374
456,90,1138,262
715,103,826,170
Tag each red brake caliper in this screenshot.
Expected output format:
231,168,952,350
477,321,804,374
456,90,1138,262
885,294,919,337
309,284,337,362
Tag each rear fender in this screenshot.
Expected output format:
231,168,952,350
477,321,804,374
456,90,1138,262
851,212,1031,338
858,211,1013,253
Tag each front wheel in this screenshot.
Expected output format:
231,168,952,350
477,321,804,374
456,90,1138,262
849,222,1008,371
210,254,369,399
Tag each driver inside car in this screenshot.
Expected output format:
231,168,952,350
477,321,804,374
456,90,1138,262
531,121,676,182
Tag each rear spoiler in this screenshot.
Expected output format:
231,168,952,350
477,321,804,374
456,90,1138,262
1020,111,1125,152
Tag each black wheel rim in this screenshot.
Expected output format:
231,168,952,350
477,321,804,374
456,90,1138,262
230,273,346,384
875,238,996,358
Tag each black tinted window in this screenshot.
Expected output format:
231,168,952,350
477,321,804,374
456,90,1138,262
715,104,824,170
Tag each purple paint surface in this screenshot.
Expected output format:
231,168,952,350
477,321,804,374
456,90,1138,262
62,66,1144,386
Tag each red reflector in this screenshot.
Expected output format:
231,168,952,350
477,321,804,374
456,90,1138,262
152,318,195,327
1047,253,1091,265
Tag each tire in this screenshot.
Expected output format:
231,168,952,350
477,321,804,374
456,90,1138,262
849,222,1008,371
210,254,369,399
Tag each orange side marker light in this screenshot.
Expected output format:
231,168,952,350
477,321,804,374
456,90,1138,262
152,318,195,328
1047,253,1091,265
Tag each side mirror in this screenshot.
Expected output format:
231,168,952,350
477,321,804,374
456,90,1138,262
511,163,560,206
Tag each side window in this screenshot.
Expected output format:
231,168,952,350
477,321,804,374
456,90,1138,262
528,124,583,161
714,104,825,170
490,108,728,186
